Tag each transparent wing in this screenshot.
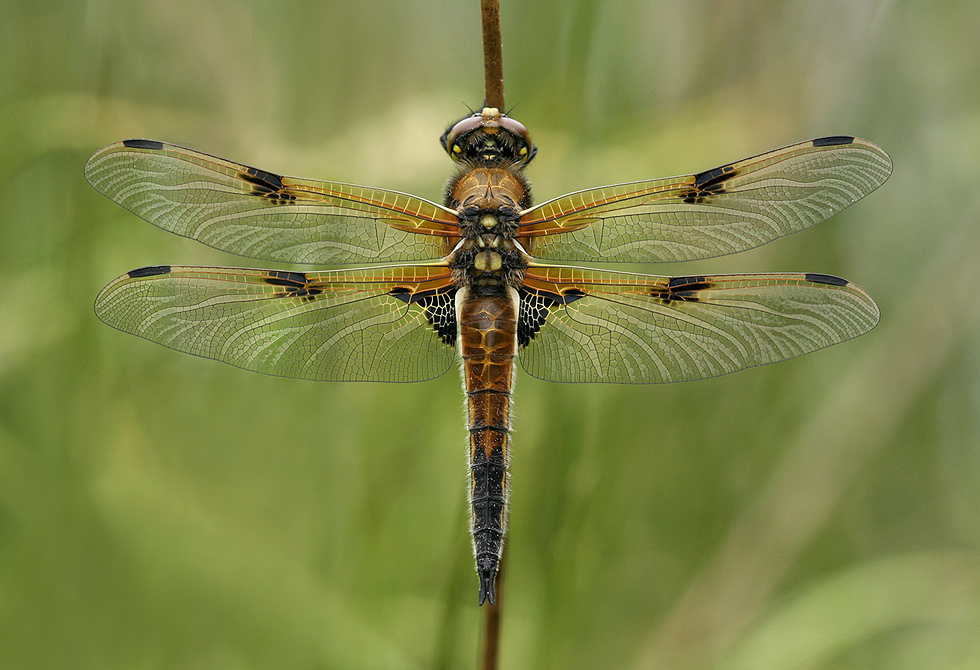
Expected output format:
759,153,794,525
518,267,879,383
85,140,460,264
94,264,457,382
519,137,891,263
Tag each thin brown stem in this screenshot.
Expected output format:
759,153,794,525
478,4,505,669
481,0,505,109
480,553,504,670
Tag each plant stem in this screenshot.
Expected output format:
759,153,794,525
481,553,503,670
481,0,505,109
479,4,505,669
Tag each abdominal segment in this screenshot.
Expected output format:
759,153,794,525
457,287,518,606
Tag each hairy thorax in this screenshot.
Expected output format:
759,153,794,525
446,166,532,291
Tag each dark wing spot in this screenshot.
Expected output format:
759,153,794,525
388,287,412,303
812,136,854,147
518,290,553,347
420,288,458,345
693,164,738,189
265,270,308,287
241,167,284,190
682,165,740,204
518,287,586,347
668,275,706,288
265,270,322,301
122,139,164,150
128,265,171,278
652,276,715,303
805,273,849,286
239,167,296,203
388,286,458,345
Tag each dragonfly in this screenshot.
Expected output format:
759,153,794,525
86,107,891,605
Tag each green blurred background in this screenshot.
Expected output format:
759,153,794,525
2,0,978,668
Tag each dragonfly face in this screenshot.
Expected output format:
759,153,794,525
87,108,891,606
442,107,537,167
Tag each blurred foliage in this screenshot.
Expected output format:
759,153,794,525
2,0,979,668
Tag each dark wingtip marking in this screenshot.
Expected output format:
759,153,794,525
805,272,849,286
128,265,171,278
812,136,855,147
122,139,165,150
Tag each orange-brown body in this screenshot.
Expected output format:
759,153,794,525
449,167,528,214
457,289,518,605
441,109,537,605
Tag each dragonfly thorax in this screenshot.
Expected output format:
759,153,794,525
445,151,531,289
473,250,503,272
449,234,527,286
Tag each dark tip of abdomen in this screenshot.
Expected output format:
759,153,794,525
478,566,497,606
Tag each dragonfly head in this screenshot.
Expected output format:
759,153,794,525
441,107,537,168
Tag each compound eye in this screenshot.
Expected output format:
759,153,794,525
498,116,535,163
444,115,484,154
498,116,532,148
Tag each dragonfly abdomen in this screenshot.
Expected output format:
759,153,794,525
457,286,519,606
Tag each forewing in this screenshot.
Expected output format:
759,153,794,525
519,137,891,263
519,267,879,383
85,140,459,264
94,264,457,382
